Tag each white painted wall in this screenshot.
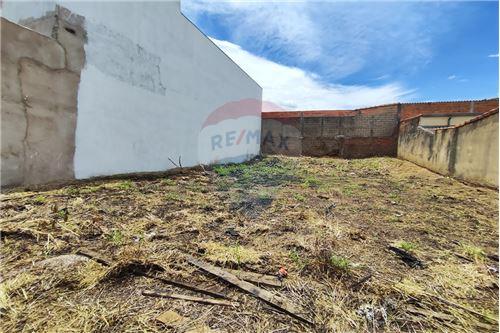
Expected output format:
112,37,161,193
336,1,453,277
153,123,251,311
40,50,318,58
3,0,262,178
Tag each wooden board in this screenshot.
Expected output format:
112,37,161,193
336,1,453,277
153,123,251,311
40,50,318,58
77,248,228,300
186,255,313,326
226,268,282,288
142,290,239,307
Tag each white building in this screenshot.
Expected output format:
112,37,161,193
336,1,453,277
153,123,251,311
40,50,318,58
1,0,262,187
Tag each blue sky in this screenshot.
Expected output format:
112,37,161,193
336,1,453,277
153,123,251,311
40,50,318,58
182,1,499,110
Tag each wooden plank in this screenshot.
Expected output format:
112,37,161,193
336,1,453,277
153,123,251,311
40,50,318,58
142,273,228,299
226,268,282,288
142,290,239,307
76,248,228,300
186,255,313,326
76,248,113,266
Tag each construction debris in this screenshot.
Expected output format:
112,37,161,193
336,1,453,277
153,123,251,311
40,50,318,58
387,246,425,268
142,290,239,307
77,248,228,299
226,268,282,287
186,255,313,326
156,310,187,327
143,273,228,299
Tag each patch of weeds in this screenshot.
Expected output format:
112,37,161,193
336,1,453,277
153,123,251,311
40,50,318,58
294,193,306,202
303,176,321,188
289,250,308,270
257,190,272,201
202,242,260,266
351,158,383,172
363,160,381,171
65,187,80,195
329,255,351,272
216,179,233,192
165,192,181,201
333,162,348,173
106,230,125,246
214,164,248,177
395,241,417,252
33,195,46,205
80,185,102,194
57,208,69,221
216,158,301,188
388,192,400,200
161,178,176,186
387,215,402,223
187,183,204,193
117,180,134,190
103,181,135,191
342,184,362,196
461,244,485,261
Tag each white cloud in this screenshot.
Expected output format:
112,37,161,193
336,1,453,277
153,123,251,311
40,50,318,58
488,54,499,58
372,74,390,81
213,38,414,110
183,1,446,79
448,74,468,83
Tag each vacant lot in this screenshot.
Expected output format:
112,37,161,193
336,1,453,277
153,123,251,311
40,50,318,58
1,156,498,332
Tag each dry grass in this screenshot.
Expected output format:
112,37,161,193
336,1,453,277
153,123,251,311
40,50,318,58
202,242,262,266
0,156,498,332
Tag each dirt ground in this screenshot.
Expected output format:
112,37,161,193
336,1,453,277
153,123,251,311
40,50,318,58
1,156,498,332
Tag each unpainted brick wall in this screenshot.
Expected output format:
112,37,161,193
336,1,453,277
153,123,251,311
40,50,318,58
400,99,498,120
261,104,400,158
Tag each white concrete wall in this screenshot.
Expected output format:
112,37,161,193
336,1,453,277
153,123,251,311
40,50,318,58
3,0,262,179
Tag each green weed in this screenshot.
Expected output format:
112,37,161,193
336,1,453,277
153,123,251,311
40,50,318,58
395,241,417,252
461,244,486,261
165,192,181,201
330,255,351,272
106,230,124,246
303,176,321,188
216,179,232,191
161,178,176,186
257,190,272,201
33,195,46,204
342,184,362,196
294,193,306,202
117,181,134,190
289,250,308,270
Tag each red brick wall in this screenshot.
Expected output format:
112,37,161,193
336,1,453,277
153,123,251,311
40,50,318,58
399,98,498,120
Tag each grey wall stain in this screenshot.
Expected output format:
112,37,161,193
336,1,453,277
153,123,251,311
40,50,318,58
86,23,166,95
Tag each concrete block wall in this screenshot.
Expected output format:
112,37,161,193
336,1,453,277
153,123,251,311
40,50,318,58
261,117,302,156
398,110,499,188
1,1,262,188
261,104,400,158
